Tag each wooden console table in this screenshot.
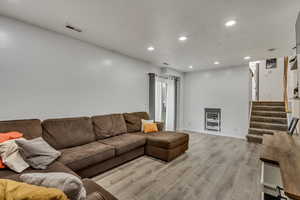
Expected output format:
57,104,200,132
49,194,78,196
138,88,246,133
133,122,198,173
260,132,300,200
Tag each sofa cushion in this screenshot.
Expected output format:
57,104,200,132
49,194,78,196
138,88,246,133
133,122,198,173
131,131,189,149
59,142,115,171
123,112,150,133
42,117,95,149
0,119,42,139
0,161,78,179
99,134,146,155
92,114,127,139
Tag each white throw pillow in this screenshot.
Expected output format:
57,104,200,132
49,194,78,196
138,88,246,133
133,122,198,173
141,119,154,132
0,140,29,173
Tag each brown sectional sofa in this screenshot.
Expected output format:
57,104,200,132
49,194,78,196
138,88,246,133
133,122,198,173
0,112,189,200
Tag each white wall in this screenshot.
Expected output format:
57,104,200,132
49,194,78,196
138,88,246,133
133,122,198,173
183,66,249,139
258,58,284,101
290,54,300,132
296,12,300,54
0,16,167,120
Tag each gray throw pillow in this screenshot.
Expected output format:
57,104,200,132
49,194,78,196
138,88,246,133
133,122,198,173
15,137,61,169
20,172,86,200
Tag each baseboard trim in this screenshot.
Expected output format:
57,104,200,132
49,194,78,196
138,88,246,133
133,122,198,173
183,129,246,140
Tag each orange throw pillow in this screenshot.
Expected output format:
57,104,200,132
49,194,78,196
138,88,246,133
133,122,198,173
144,123,158,133
0,131,23,143
0,131,23,168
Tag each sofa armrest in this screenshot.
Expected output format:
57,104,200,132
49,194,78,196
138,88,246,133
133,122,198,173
87,192,107,200
83,179,118,200
155,122,165,131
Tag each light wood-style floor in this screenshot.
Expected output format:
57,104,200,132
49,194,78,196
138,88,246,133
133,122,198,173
93,132,262,200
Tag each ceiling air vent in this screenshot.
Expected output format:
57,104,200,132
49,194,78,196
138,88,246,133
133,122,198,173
65,24,82,33
268,48,276,52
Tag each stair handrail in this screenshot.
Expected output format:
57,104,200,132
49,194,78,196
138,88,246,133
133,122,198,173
249,101,253,123
283,56,289,113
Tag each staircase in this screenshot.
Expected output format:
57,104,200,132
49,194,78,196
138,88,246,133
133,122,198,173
247,101,288,144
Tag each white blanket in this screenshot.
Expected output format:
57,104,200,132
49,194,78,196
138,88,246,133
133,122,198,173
0,140,29,173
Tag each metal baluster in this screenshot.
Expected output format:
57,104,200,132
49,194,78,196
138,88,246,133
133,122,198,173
276,186,288,200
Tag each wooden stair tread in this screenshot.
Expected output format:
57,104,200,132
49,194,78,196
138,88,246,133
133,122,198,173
252,105,285,109
247,134,262,138
251,115,287,120
250,121,287,127
252,106,285,111
253,105,284,108
250,122,287,131
251,116,287,124
252,101,285,106
253,101,284,103
248,128,274,135
246,134,263,143
252,110,286,114
252,111,287,118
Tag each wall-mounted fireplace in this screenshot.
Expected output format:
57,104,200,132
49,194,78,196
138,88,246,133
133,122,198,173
205,108,221,131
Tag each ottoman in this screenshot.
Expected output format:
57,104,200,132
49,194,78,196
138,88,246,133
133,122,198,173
131,131,189,162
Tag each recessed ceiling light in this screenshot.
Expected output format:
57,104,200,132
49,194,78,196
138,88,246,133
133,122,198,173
214,61,220,65
244,56,251,60
103,59,112,66
225,20,236,27
189,65,193,69
147,46,155,51
0,31,10,48
178,36,188,41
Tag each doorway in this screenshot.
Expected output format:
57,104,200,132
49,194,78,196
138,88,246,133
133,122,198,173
155,77,176,131
149,73,178,131
155,80,167,123
250,62,259,101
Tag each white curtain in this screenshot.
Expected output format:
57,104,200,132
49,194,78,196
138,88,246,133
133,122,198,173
166,78,175,131
155,80,162,122
154,76,176,131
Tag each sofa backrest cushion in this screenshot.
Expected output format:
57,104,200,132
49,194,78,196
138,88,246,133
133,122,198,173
123,112,150,133
42,117,95,149
92,114,127,140
0,119,42,139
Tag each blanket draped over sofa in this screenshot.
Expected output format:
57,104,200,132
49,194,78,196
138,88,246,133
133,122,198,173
0,179,69,200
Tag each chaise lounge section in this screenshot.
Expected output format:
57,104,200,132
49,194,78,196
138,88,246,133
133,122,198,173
0,111,189,199
124,112,189,161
